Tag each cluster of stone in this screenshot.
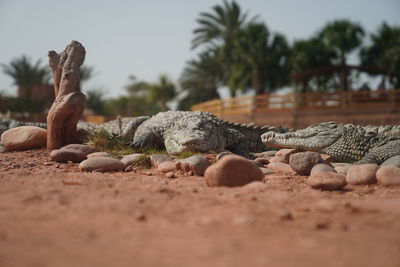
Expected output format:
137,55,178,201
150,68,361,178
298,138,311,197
1,125,400,189
253,148,400,189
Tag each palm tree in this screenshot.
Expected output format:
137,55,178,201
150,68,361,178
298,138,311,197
360,22,400,87
290,38,336,92
179,51,224,110
1,55,50,100
192,0,256,96
234,22,290,94
149,75,177,111
319,19,365,91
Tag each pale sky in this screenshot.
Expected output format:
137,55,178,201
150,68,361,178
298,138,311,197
0,0,399,98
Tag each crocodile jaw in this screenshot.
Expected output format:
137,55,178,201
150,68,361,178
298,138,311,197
261,129,340,151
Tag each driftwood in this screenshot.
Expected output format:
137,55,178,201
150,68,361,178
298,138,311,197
46,41,86,149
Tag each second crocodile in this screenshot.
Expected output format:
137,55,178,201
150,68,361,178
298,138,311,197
261,121,400,164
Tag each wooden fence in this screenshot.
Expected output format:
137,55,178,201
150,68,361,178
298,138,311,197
191,89,400,128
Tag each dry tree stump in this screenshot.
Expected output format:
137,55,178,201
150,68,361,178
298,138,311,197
46,41,86,149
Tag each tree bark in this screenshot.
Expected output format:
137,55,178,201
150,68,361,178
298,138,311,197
46,41,86,149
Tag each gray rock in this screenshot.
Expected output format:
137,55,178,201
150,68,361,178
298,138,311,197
50,149,86,163
60,144,99,156
1,126,47,151
346,164,378,185
307,172,347,191
158,161,178,173
176,155,210,176
310,164,336,176
273,149,300,163
120,153,145,167
380,155,400,168
149,154,173,167
331,163,353,176
289,151,323,175
205,155,263,187
87,152,110,158
376,166,400,186
79,157,125,172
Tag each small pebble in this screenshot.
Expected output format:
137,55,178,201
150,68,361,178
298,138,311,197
158,161,177,173
149,154,173,167
307,172,347,191
165,172,177,179
50,149,87,163
279,210,293,221
205,155,263,187
376,165,400,185
289,151,323,175
310,164,336,176
79,157,125,172
346,164,378,185
87,152,110,158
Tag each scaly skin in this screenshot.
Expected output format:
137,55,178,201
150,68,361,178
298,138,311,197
125,111,288,157
261,121,400,164
2,111,288,157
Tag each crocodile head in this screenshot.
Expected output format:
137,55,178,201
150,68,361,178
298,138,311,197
163,118,225,154
261,121,343,151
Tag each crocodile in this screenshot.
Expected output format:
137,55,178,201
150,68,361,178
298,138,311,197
261,121,400,164
1,111,288,157
124,111,287,157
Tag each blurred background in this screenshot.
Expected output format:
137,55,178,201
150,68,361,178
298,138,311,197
0,0,399,127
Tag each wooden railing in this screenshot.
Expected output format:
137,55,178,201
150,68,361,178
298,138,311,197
191,89,400,116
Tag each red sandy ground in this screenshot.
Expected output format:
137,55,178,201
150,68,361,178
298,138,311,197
0,149,400,267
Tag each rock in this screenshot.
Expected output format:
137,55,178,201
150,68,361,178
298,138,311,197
87,152,110,158
240,181,270,193
60,144,99,156
79,157,125,172
50,149,86,163
0,126,46,151
307,172,347,191
346,164,379,185
320,154,333,163
266,162,296,175
331,163,353,176
165,172,177,179
204,155,263,187
260,167,274,175
149,154,173,167
310,164,336,176
216,151,233,160
0,145,6,153
255,157,270,166
273,149,299,163
157,161,177,173
120,153,145,167
376,166,400,186
279,210,293,221
253,150,278,158
176,155,210,176
289,151,323,175
380,155,400,168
